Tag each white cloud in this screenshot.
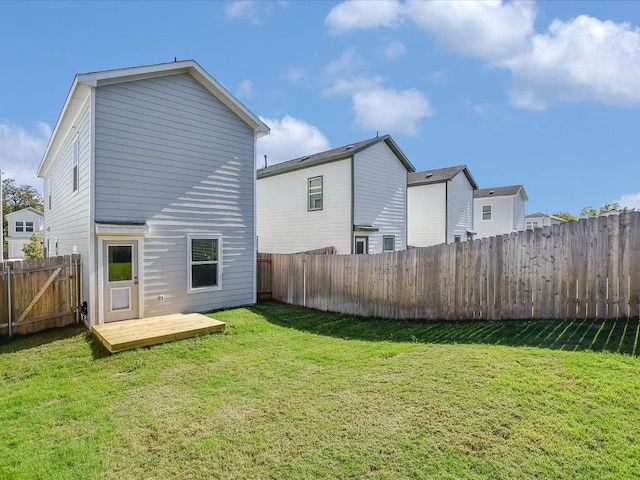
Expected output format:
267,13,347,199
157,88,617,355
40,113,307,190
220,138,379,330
322,49,432,135
616,193,640,210
282,67,305,83
404,0,535,61
381,40,406,59
0,121,51,191
352,87,434,135
257,115,331,166
321,49,384,96
502,15,640,110
225,0,270,24
326,0,402,34
237,79,253,98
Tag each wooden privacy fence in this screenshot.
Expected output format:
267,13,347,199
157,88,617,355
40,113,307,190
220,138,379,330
267,213,640,320
1,255,81,337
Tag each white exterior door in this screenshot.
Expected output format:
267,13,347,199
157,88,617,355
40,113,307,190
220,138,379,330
103,241,139,322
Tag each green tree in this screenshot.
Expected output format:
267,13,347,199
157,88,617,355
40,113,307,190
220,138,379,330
552,211,578,222
579,202,637,218
22,234,44,260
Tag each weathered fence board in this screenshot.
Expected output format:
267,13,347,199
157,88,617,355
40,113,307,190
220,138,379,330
1,255,81,336
265,213,640,321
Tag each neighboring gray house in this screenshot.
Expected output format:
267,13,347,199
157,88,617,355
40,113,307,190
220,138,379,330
37,60,269,327
473,185,528,238
5,207,44,259
407,165,478,247
257,135,415,254
525,212,567,230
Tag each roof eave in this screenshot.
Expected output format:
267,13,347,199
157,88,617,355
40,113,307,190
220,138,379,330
37,78,91,178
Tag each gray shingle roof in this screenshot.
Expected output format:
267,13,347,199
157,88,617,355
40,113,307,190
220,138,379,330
474,185,527,200
407,165,478,189
256,134,414,179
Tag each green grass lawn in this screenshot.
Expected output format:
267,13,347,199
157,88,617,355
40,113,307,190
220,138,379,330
1,303,639,479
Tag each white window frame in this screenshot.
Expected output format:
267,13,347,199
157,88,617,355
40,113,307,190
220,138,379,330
25,221,34,233
187,233,222,293
354,236,369,254
482,204,492,221
308,176,323,211
72,136,79,194
15,221,24,233
383,235,395,252
47,177,52,210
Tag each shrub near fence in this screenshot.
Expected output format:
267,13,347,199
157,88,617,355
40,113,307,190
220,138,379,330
0,255,81,337
267,213,640,321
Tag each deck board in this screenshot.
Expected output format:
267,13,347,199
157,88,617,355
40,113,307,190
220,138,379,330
92,313,225,353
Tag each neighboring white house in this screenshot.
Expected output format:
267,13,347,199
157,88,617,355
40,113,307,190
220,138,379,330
5,207,44,259
257,135,415,254
36,60,269,327
525,212,567,230
473,185,528,238
407,165,478,247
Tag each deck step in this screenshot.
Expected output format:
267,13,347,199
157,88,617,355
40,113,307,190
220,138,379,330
92,313,225,353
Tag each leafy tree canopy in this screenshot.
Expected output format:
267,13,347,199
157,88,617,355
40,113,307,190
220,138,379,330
579,202,637,218
22,234,44,260
551,212,578,222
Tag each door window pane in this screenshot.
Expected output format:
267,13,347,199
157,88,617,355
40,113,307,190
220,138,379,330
108,245,133,282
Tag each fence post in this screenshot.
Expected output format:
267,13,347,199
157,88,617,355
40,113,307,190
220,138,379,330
303,254,307,308
7,263,12,338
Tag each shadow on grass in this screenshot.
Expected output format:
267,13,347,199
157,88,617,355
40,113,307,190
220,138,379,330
252,302,640,356
0,324,88,354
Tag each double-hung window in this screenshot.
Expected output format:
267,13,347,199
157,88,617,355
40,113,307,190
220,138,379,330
308,176,323,211
383,235,395,252
188,234,222,291
482,205,492,221
25,221,34,233
15,221,24,233
72,136,79,193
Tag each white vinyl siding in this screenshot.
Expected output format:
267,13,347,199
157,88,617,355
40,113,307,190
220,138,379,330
407,183,446,247
94,73,256,317
41,98,92,300
446,172,474,243
474,196,515,238
513,192,526,232
353,141,408,253
257,159,352,254
71,136,79,193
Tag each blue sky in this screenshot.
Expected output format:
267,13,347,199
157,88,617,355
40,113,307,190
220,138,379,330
1,0,639,216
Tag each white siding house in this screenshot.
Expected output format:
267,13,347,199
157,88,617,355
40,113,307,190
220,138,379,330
37,60,269,327
5,207,44,259
473,185,528,238
257,135,414,254
525,212,567,229
407,165,478,247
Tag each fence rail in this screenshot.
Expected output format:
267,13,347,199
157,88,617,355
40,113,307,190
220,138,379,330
265,213,640,320
1,255,81,336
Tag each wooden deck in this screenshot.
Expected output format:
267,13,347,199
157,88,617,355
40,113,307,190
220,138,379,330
92,313,225,353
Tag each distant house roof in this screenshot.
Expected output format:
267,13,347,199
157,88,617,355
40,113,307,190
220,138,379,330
38,60,269,178
474,185,528,201
257,134,415,179
6,207,44,218
525,212,567,222
407,165,478,189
